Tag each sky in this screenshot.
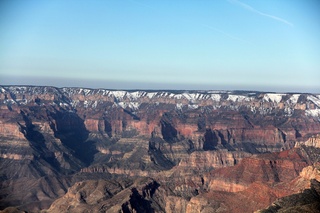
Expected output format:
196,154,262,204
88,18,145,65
0,0,319,92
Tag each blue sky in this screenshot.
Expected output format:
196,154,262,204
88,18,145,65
0,0,319,92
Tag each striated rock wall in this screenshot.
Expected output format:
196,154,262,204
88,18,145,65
204,148,310,192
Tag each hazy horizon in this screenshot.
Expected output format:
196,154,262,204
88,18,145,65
1,74,319,93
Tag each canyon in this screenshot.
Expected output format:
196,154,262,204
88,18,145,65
0,86,320,212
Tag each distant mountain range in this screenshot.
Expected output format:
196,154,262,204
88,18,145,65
0,85,320,212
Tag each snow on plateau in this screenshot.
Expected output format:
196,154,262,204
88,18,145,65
307,95,320,107
306,109,320,117
263,94,285,103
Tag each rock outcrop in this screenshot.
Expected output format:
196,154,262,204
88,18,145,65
45,177,164,213
256,179,320,213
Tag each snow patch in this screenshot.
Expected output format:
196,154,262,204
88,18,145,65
176,103,183,110
305,109,320,117
97,89,108,95
118,102,140,110
83,89,91,96
159,92,169,97
263,94,284,103
129,91,144,99
210,94,221,102
288,94,300,104
3,99,16,104
110,91,127,100
307,95,320,107
18,99,28,105
284,106,294,116
13,87,27,92
250,106,256,114
92,101,98,108
168,93,175,98
173,94,183,99
59,102,69,107
227,95,251,102
84,100,89,108
180,92,209,102
71,100,79,107
146,92,157,99
188,104,198,109
182,93,193,101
